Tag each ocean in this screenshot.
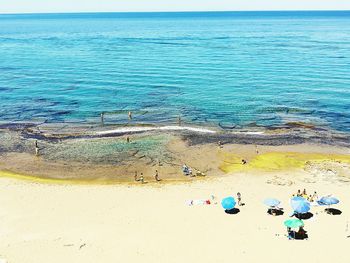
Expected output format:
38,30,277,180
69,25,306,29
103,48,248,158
0,11,350,132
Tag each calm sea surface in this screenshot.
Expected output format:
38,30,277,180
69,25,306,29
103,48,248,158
0,11,350,131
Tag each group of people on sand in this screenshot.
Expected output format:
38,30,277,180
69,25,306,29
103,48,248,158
293,189,318,202
182,164,206,177
134,170,161,183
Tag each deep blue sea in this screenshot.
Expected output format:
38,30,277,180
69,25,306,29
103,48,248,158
0,11,350,132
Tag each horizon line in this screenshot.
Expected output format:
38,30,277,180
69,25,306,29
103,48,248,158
1,9,350,16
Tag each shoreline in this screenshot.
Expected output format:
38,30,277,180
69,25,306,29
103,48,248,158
1,120,350,146
1,121,350,184
1,128,349,183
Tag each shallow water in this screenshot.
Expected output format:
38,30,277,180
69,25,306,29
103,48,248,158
0,11,350,132
43,135,172,164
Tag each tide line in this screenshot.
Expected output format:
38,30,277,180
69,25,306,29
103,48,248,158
95,125,217,135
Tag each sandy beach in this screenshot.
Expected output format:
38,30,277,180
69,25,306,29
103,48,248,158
0,169,350,263
1,8,350,263
1,126,350,263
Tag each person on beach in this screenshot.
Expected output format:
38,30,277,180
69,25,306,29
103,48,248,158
134,171,138,181
218,141,223,148
126,136,130,143
287,227,294,240
35,147,39,156
237,192,242,206
302,189,308,199
312,191,318,201
308,195,313,202
34,140,40,156
241,159,247,165
128,111,132,120
255,145,259,154
140,173,144,183
297,189,301,197
182,164,192,176
155,170,161,181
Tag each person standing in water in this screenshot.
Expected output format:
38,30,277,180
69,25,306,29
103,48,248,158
128,111,132,120
100,112,104,125
178,116,182,126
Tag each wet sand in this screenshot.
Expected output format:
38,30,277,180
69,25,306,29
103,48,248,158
1,125,350,183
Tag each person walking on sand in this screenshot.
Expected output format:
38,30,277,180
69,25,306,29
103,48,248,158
34,140,40,156
155,170,161,181
128,111,132,120
255,145,259,154
134,171,138,181
140,173,144,184
237,192,242,206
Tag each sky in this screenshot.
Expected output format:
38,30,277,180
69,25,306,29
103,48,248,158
1,0,350,14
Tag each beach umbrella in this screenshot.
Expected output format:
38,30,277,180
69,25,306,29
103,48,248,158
284,219,304,228
263,198,280,207
319,196,339,206
221,197,236,210
290,196,310,214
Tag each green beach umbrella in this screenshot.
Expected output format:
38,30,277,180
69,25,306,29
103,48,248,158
284,219,304,228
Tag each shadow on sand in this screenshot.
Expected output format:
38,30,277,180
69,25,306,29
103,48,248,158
225,208,240,214
294,230,309,240
326,208,342,215
267,208,284,216
296,212,313,220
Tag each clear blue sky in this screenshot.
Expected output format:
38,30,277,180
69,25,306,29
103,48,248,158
1,0,350,14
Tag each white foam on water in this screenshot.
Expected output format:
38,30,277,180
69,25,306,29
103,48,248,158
230,131,265,135
95,125,217,135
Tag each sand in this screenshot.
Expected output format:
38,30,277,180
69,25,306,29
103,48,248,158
0,170,349,263
1,128,350,262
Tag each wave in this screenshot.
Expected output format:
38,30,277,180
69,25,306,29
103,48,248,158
95,125,217,135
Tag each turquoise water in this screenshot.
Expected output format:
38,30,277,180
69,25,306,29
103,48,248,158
0,11,350,132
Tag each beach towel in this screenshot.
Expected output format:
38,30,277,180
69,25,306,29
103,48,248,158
186,199,211,206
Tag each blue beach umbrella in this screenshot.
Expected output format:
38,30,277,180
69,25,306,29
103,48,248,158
221,197,236,210
290,196,310,214
319,196,339,206
263,198,280,207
